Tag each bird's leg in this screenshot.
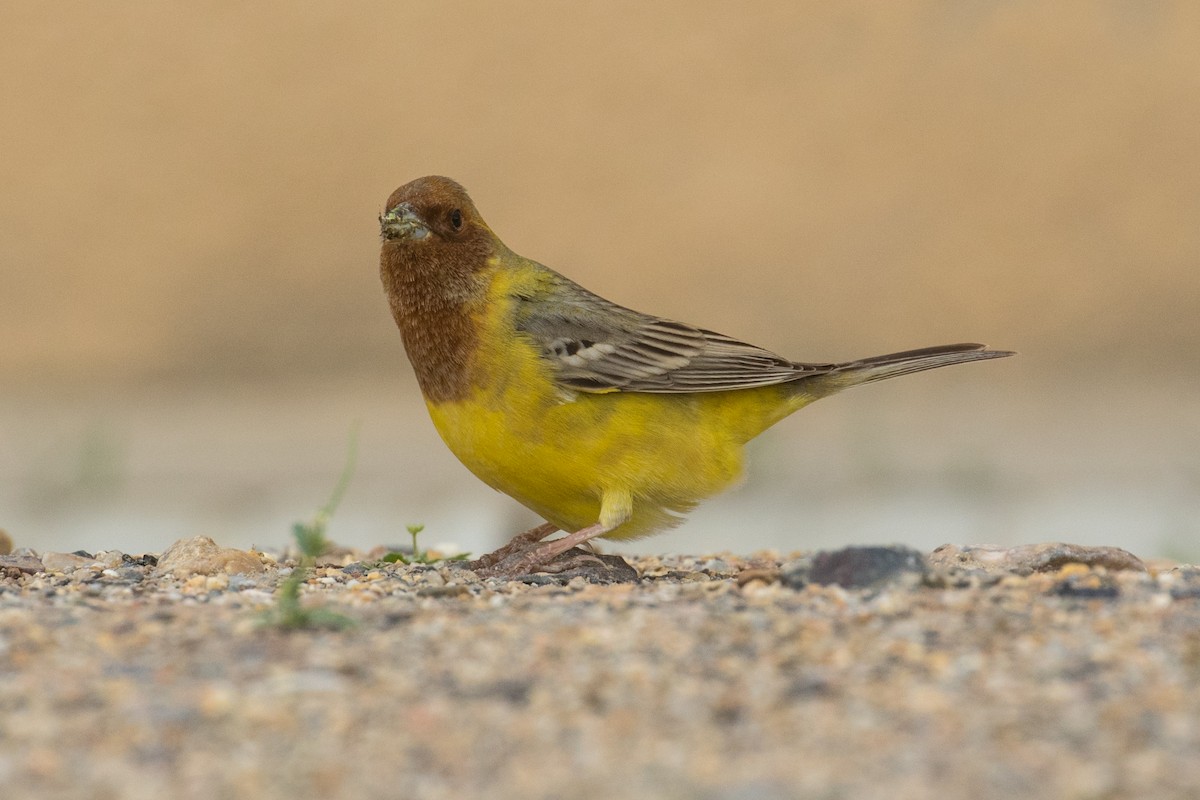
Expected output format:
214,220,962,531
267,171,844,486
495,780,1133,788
473,491,634,580
474,522,612,578
466,522,558,571
523,522,611,563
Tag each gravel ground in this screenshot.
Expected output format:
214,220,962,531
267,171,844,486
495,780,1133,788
2,539,1199,800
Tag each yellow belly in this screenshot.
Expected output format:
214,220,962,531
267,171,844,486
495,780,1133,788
425,363,810,540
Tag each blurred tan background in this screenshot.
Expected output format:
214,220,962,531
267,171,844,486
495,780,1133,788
2,1,1198,559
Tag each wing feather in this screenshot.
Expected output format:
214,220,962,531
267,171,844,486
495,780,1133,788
514,272,831,394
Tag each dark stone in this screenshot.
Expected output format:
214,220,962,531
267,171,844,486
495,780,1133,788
782,546,928,590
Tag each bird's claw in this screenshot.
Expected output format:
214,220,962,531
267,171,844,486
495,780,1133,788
473,545,639,584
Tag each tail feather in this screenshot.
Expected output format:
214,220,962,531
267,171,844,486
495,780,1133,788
802,343,1015,393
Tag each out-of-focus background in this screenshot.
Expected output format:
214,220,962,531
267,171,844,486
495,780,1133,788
2,2,1198,560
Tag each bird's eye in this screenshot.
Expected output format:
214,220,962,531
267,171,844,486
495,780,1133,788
449,209,463,230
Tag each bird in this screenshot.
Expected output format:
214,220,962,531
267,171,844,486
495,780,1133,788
379,176,1013,578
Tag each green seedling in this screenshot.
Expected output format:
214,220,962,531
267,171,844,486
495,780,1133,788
381,523,470,565
264,423,360,630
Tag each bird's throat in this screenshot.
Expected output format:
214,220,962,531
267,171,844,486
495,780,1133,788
380,245,480,404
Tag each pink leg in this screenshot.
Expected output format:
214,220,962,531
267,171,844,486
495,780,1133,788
473,522,613,578
466,522,558,571
522,522,610,564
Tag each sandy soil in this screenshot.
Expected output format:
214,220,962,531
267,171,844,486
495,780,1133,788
2,541,1198,800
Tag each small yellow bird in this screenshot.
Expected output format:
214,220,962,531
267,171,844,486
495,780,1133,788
379,176,1012,577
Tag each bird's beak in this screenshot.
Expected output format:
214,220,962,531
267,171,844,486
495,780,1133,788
379,203,430,242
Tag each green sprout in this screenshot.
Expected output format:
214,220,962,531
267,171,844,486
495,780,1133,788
407,523,425,558
381,523,470,565
263,423,360,630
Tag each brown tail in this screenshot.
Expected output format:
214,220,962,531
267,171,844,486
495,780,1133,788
802,343,1015,394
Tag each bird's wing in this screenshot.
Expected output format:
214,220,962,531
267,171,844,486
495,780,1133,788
513,273,832,394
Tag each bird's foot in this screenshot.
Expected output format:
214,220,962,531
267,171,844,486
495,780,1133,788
466,522,557,572
470,522,638,583
476,546,638,584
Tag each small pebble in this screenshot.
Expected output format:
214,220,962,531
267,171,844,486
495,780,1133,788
156,536,266,577
41,552,102,573
929,542,1146,575
0,553,45,575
